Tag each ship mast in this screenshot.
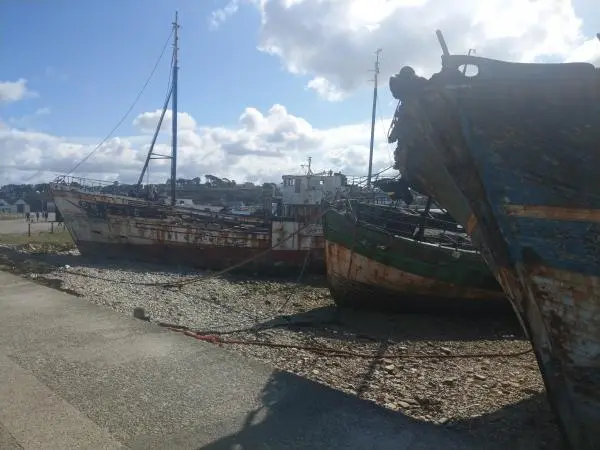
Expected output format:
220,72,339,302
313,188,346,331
136,12,180,206
170,12,180,206
367,48,382,188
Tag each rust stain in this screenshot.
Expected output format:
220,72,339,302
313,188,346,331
466,213,478,235
505,204,600,222
326,240,504,301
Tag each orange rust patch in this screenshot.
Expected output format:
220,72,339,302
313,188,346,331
325,240,504,301
466,213,478,235
505,205,600,223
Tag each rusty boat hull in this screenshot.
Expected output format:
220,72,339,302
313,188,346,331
323,205,505,313
50,184,324,274
392,54,600,449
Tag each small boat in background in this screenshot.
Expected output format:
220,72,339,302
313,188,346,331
323,201,505,313
388,30,600,450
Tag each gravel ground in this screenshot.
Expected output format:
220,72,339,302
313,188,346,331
0,242,563,449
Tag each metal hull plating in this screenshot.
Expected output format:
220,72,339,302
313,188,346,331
394,56,600,449
323,208,505,313
51,185,324,273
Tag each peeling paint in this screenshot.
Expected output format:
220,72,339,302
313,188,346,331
390,53,600,449
50,184,324,273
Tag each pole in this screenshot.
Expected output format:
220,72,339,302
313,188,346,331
170,11,179,206
367,48,382,188
137,85,173,187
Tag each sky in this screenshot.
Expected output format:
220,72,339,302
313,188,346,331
0,0,599,185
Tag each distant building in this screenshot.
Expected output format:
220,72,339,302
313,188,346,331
0,199,11,213
13,199,30,214
0,198,30,214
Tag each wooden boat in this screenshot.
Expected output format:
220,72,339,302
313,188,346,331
323,201,505,313
50,16,346,275
388,30,600,449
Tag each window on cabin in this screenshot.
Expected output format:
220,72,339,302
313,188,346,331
295,178,301,193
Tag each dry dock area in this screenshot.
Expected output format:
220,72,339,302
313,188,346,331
0,232,564,449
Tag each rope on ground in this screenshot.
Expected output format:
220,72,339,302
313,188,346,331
274,244,312,314
60,207,331,288
159,323,533,359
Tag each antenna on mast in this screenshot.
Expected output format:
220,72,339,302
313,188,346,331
301,156,313,175
367,48,382,188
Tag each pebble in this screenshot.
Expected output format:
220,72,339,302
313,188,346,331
0,243,561,449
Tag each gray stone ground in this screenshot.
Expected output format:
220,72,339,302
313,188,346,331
0,271,491,450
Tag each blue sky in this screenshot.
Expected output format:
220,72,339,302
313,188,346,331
0,0,385,138
0,0,598,184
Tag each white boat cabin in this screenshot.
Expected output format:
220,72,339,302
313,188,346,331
277,165,347,221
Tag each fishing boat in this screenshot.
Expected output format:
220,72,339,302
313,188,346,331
50,15,346,274
323,200,504,312
388,30,600,449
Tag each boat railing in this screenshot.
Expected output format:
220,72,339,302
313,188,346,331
345,170,390,188
52,175,121,191
363,218,475,251
51,175,160,197
336,200,476,251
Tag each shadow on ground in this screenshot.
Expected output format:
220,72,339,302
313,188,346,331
258,306,525,343
0,245,328,286
194,370,563,450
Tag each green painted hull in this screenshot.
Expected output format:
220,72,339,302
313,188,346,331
323,207,506,313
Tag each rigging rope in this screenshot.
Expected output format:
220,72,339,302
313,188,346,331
65,28,174,175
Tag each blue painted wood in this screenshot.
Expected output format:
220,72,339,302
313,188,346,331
392,55,600,450
458,105,600,276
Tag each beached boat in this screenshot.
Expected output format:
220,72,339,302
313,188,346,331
388,30,600,449
50,15,348,274
323,201,504,312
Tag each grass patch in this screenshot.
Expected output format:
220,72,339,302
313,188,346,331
0,230,75,251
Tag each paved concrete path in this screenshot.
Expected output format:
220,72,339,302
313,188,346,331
0,271,482,450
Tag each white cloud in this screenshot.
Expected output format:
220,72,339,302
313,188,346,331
306,77,347,102
210,0,240,30
133,110,198,133
212,0,600,100
0,105,394,185
566,36,600,64
0,79,37,103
